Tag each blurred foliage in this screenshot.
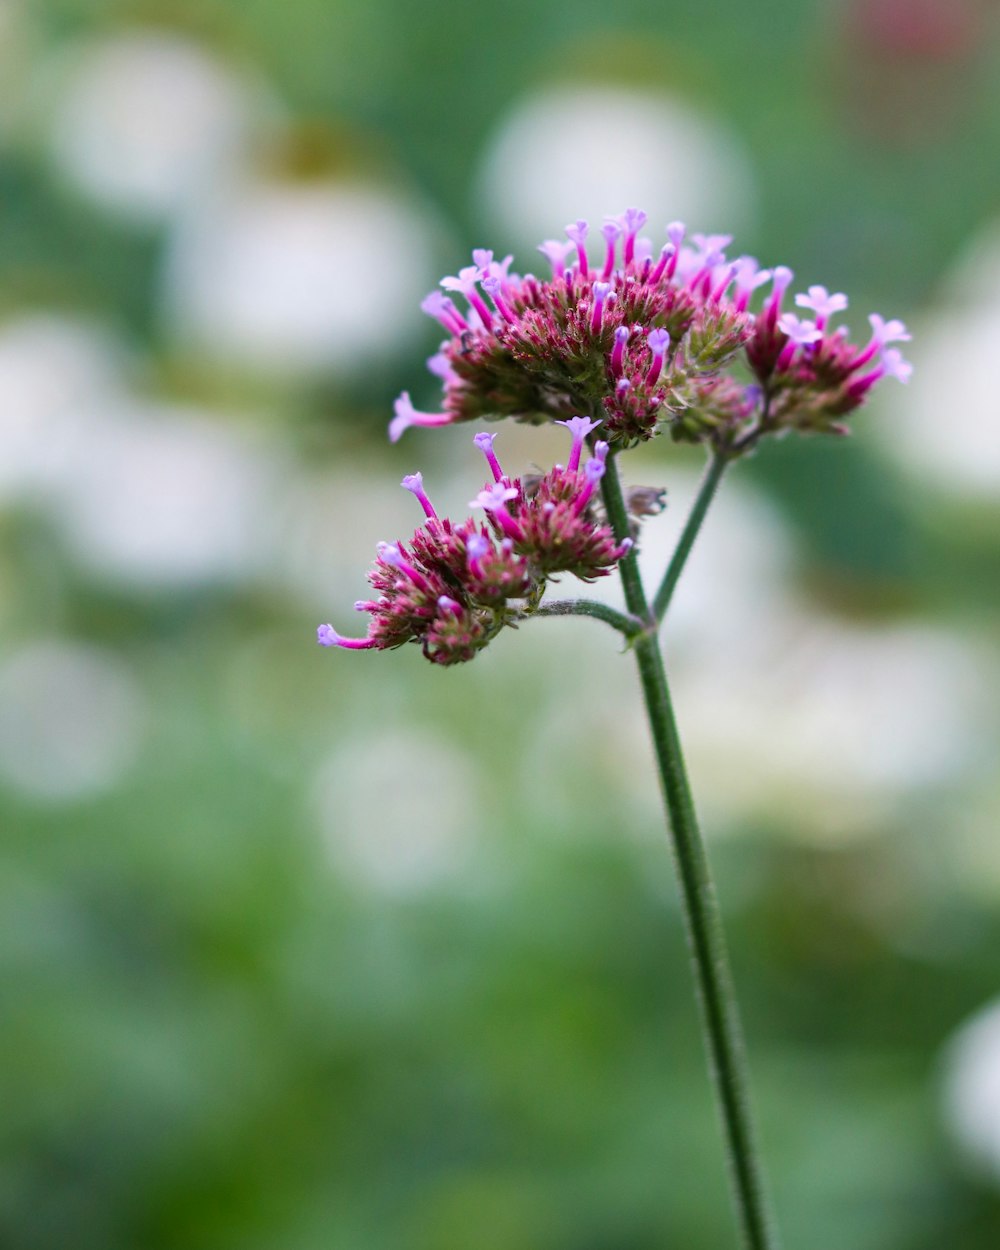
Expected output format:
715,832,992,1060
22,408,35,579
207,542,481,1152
3,1,1000,1248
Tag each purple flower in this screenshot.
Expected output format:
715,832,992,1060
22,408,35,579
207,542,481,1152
565,219,590,277
389,211,909,450
795,285,848,328
470,482,520,511
389,392,455,443
401,472,437,519
556,415,602,472
777,313,823,345
645,328,671,387
538,239,575,277
869,313,910,344
881,347,913,383
610,325,630,377
420,290,468,336
473,430,505,482
589,281,611,335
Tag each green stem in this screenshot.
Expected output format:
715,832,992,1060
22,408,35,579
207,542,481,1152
652,448,729,623
601,449,779,1250
529,598,643,637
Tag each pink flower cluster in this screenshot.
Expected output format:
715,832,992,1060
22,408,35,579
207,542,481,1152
318,419,630,664
391,211,910,451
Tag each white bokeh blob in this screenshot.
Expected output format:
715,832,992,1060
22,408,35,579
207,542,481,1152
0,642,146,802
475,85,757,254
163,181,440,375
943,997,1000,1183
46,31,254,222
312,729,479,894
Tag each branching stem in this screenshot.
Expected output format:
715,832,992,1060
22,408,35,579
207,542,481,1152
528,598,643,636
652,448,729,623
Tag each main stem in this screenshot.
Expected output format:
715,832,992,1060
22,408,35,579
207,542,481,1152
600,450,778,1250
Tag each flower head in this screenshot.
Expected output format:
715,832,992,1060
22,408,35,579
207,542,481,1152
395,211,909,453
319,432,631,664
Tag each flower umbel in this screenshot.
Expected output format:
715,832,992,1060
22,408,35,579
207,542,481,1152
398,212,909,452
318,425,630,664
316,206,913,1250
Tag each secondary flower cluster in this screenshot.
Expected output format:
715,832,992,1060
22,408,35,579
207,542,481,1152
391,210,911,452
318,419,630,665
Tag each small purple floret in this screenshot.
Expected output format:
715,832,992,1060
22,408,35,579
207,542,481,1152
556,415,602,472
466,533,489,562
470,484,519,512
317,623,374,651
795,285,848,324
401,471,437,519
869,314,911,345
777,314,823,345
474,431,505,482
390,391,454,443
565,220,590,277
538,239,574,278
881,347,913,383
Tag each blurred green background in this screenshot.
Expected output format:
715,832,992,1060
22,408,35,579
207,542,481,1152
3,1,1000,1247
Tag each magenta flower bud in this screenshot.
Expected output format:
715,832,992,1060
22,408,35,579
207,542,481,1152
377,541,434,594
645,328,671,387
590,281,611,336
376,541,402,566
389,392,454,443
663,222,685,280
709,262,740,303
649,243,674,285
610,325,630,377
600,221,621,278
401,471,437,519
571,443,611,514
466,533,490,565
761,265,794,329
618,208,648,267
473,431,505,482
556,415,602,472
565,220,590,278
615,377,632,399
436,595,464,618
